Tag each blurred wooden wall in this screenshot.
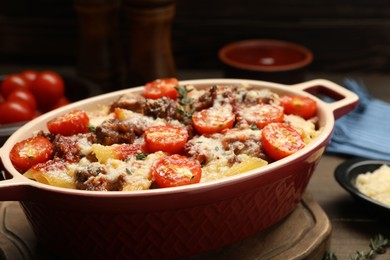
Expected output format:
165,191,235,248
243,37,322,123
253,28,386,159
1,0,390,73
0,0,77,64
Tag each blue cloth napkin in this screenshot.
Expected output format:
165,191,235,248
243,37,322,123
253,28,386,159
326,78,390,160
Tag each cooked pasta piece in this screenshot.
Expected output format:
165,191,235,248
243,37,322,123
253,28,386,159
92,143,144,163
24,160,75,189
226,156,268,176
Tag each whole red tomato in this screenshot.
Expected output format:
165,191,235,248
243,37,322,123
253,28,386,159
30,71,65,111
1,74,31,98
0,100,34,124
20,70,39,83
7,88,37,111
50,96,71,110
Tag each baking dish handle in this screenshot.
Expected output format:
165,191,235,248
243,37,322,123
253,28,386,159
292,79,359,120
0,148,31,201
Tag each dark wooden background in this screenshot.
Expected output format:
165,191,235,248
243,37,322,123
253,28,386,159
1,0,390,73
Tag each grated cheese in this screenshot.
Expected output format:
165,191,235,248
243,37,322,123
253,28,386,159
356,164,390,206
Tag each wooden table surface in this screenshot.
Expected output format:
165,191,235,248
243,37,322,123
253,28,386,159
1,68,390,259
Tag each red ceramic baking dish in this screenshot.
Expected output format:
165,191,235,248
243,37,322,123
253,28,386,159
0,79,357,259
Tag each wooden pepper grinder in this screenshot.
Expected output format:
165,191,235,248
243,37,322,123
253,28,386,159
123,0,177,87
74,0,126,92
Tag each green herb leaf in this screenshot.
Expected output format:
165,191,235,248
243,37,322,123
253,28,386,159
126,168,132,175
136,153,148,160
325,234,390,260
323,251,337,260
369,234,389,255
249,123,259,131
175,85,195,119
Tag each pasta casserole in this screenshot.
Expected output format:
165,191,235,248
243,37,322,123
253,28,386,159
9,78,321,191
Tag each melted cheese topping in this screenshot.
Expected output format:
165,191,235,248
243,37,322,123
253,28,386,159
285,114,319,143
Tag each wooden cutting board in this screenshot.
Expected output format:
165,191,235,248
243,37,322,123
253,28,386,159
0,192,331,260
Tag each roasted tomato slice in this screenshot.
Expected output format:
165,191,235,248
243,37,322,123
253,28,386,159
192,105,235,134
115,143,145,160
279,95,317,119
47,110,90,136
144,125,188,154
240,104,284,129
152,154,202,188
10,135,54,172
261,122,305,160
144,78,179,100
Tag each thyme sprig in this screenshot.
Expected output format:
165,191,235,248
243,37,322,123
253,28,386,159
324,234,390,260
176,84,194,106
175,85,195,119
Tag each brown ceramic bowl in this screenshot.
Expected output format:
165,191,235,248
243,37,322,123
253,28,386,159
0,79,357,259
0,74,103,146
219,39,313,84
